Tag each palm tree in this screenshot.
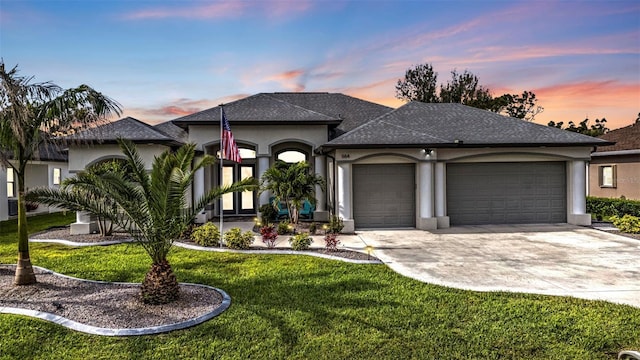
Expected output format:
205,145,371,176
0,61,121,285
30,138,257,304
260,161,325,225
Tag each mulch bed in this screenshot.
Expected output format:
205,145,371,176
31,227,380,262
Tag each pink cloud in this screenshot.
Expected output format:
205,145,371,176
122,0,313,20
533,81,640,129
123,1,244,20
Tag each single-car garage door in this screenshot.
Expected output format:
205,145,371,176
447,162,566,225
353,164,415,228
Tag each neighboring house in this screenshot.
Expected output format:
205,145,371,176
589,122,640,200
0,144,69,221
63,92,611,234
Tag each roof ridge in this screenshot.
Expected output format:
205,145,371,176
262,93,340,120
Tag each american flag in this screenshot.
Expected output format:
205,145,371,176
221,108,241,163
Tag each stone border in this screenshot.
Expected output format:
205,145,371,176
0,266,231,337
30,238,382,264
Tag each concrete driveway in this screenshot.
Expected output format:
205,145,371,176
353,224,640,308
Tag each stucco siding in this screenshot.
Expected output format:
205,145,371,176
589,154,640,200
68,144,170,172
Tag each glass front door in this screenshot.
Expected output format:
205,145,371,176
221,164,256,215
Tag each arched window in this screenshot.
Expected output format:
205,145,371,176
276,150,307,163
216,147,256,161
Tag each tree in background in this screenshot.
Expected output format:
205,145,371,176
395,63,439,103
547,117,609,137
0,61,121,285
30,139,257,304
395,63,543,121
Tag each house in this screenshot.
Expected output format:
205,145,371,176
589,122,640,200
63,116,186,234
0,144,69,221
62,92,611,233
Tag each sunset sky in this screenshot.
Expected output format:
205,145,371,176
1,0,639,130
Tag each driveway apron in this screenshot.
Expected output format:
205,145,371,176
356,224,640,308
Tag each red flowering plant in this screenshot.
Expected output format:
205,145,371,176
260,225,278,248
323,215,343,251
324,232,340,251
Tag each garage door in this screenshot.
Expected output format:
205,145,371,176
447,162,566,225
353,164,415,228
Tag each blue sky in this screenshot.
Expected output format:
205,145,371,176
1,0,639,129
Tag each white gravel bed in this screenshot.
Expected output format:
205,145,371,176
0,265,227,334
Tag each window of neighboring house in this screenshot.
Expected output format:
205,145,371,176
7,168,15,198
599,165,616,188
276,150,307,163
53,168,61,185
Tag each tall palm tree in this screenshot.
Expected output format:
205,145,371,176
260,161,325,225
0,61,121,285
30,138,257,304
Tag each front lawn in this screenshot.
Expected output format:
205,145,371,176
1,213,639,359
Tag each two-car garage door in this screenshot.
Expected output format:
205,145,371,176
446,162,567,225
351,162,567,228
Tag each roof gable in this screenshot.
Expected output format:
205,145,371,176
324,102,611,148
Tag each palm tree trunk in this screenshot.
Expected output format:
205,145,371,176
14,167,36,285
140,259,180,305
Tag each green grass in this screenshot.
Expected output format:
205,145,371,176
1,213,639,359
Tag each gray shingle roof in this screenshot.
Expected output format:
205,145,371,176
172,93,340,125
268,92,393,133
171,93,392,133
153,121,189,143
323,102,612,148
66,117,184,145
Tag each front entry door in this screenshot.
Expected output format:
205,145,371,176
221,164,256,215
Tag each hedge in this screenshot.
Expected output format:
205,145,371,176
587,196,640,219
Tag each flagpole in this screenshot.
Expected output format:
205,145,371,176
219,104,224,248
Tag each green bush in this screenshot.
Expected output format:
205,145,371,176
277,220,293,235
259,203,278,224
610,214,640,234
326,215,344,234
190,222,220,247
224,227,255,249
289,232,313,250
587,196,640,219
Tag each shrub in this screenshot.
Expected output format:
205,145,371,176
610,214,640,234
324,232,340,251
289,232,312,250
259,203,278,224
179,222,197,240
309,222,317,234
277,220,293,235
224,227,255,250
587,196,640,219
190,222,220,247
260,225,278,248
326,215,344,234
